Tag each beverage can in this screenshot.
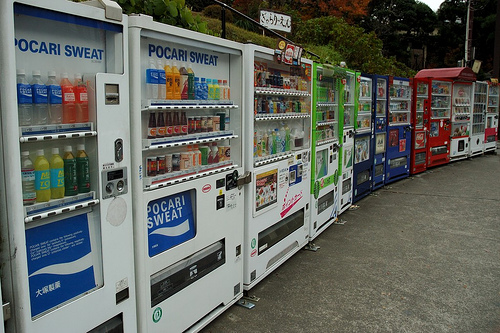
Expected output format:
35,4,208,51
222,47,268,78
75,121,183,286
147,157,157,177
165,154,173,173
199,146,210,165
207,116,213,132
171,153,180,171
180,152,190,170
157,155,166,175
201,116,208,132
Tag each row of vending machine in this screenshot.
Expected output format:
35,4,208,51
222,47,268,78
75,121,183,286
0,1,498,332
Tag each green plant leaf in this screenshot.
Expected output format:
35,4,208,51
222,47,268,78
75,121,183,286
167,1,178,17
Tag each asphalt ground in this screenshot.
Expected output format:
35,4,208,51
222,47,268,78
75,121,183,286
202,148,500,333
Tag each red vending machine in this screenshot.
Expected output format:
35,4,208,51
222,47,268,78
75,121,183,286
410,80,429,174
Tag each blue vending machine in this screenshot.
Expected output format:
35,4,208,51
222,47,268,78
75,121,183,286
369,75,389,190
385,77,412,184
352,75,373,203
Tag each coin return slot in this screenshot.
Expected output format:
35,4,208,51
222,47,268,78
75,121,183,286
105,84,119,105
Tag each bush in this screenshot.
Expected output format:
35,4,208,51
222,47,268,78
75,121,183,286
202,4,234,22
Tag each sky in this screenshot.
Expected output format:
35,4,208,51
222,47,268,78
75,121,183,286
419,0,443,12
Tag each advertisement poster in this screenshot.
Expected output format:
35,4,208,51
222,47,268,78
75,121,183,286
399,139,407,152
147,190,196,257
26,214,96,318
355,136,370,163
315,148,328,179
255,168,278,213
415,132,426,149
375,133,386,154
389,129,399,147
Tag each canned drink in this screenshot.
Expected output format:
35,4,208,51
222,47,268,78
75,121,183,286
213,116,220,131
147,157,157,177
222,146,231,160
165,154,173,173
199,146,210,165
157,155,166,174
217,112,226,130
180,152,191,170
172,153,180,171
218,146,225,161
201,116,208,132
207,116,213,132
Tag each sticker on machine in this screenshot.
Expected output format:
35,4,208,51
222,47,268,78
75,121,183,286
226,192,237,211
147,190,196,257
399,139,407,152
25,213,97,318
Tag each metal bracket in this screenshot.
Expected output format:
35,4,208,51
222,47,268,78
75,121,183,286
84,0,123,21
304,242,320,252
237,298,256,309
237,171,251,189
3,302,11,321
334,219,347,225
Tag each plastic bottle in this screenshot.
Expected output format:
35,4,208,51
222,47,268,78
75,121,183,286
214,79,220,100
207,79,214,100
31,70,48,125
21,151,36,205
211,142,219,164
74,74,89,123
180,111,188,135
284,122,291,151
194,77,202,100
165,61,174,100
157,59,166,100
222,79,229,100
76,144,90,193
17,69,33,126
34,149,51,202
146,58,158,100
274,128,282,153
179,63,189,100
187,65,195,100
63,146,78,196
166,111,173,137
172,62,181,100
193,145,202,167
262,130,268,156
268,128,275,155
201,78,208,100
279,124,287,153
60,73,76,123
46,71,63,124
50,148,65,199
173,111,181,136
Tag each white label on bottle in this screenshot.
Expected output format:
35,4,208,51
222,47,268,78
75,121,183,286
64,92,75,102
22,169,35,181
80,92,88,102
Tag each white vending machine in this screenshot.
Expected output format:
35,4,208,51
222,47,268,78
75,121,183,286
243,44,311,290
0,0,136,332
128,15,246,332
469,81,487,156
485,83,499,153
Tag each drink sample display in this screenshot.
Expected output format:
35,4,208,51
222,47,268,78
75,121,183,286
31,70,48,125
74,73,89,123
76,144,90,193
21,151,36,205
63,145,78,196
34,149,51,202
50,147,65,199
60,72,76,123
46,71,63,124
17,68,33,126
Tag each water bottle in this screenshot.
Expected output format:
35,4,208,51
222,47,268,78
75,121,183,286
31,70,48,125
201,78,208,100
194,77,202,100
21,151,36,205
50,147,65,199
146,58,158,100
46,71,63,124
17,69,33,126
157,59,166,100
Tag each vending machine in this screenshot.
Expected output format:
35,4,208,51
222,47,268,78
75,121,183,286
352,75,372,202
243,44,311,289
128,15,246,332
0,0,136,332
469,81,488,156
309,63,343,241
485,82,499,153
414,68,476,168
410,79,429,175
338,69,357,214
367,75,388,189
385,77,411,184
449,81,473,161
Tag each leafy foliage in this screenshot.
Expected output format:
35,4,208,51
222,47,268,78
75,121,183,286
115,0,209,33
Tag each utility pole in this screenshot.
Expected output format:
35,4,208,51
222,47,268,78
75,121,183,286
494,0,500,78
464,0,474,67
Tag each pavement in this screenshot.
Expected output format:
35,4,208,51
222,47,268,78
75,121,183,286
202,148,500,333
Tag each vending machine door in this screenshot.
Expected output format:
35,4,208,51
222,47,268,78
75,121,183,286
0,1,136,332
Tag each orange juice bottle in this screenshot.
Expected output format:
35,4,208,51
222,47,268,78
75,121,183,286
165,61,174,100
172,61,181,100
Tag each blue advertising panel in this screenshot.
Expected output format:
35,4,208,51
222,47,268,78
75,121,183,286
25,214,96,318
147,190,196,257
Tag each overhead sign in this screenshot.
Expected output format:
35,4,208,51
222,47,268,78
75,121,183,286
259,10,291,33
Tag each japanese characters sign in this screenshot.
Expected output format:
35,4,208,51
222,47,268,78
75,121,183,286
259,10,292,33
